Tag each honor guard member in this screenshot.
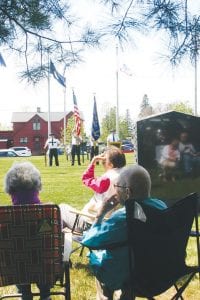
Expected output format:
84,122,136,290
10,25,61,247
44,133,60,166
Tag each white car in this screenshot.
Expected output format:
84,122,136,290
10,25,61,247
9,146,32,157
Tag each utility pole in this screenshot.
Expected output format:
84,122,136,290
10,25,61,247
47,51,51,136
194,19,198,116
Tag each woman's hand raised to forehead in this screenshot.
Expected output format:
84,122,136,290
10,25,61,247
91,153,106,165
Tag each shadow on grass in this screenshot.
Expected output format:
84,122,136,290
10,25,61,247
71,261,93,276
149,167,200,207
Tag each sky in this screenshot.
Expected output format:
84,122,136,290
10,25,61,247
0,1,199,134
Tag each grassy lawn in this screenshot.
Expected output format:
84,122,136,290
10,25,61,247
0,153,199,299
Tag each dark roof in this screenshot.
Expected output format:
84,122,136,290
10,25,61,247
137,110,195,122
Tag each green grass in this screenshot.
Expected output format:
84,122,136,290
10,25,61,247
149,167,200,207
0,153,199,299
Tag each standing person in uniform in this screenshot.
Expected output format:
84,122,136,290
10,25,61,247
44,133,60,167
71,128,82,166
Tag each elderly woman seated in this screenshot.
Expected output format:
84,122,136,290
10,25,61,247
59,146,126,234
4,161,52,300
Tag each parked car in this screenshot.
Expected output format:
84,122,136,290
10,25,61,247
121,140,134,153
0,149,19,157
9,146,32,157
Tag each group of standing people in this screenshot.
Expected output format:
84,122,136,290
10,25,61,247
44,128,121,167
44,129,83,167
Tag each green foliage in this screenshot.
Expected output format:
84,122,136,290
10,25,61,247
119,115,132,140
101,106,134,141
139,97,194,120
138,94,154,119
168,101,193,115
65,116,75,145
101,107,116,141
154,100,194,116
125,109,134,134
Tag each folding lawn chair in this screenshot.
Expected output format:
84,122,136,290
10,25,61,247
125,192,200,299
0,204,71,299
62,208,95,257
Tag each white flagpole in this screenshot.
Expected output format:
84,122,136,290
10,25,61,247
63,86,66,146
63,65,67,146
194,17,198,116
194,52,197,116
47,52,51,136
116,44,119,137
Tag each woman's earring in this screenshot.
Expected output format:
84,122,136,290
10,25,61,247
125,187,130,200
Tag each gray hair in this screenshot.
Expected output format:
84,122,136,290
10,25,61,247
119,164,151,200
4,161,42,194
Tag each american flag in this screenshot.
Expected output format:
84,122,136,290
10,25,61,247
73,91,81,136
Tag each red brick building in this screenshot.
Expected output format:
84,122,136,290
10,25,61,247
0,108,74,155
12,109,74,155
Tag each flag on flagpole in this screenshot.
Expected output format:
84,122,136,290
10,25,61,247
120,64,133,76
49,60,66,87
91,96,100,141
0,52,6,67
73,91,81,136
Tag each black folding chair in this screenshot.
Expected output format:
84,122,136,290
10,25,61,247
0,204,71,299
125,192,200,299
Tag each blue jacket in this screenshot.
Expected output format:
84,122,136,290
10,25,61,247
81,198,167,290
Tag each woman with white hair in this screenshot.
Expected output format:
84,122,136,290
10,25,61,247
4,161,51,300
82,164,167,300
5,161,42,205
